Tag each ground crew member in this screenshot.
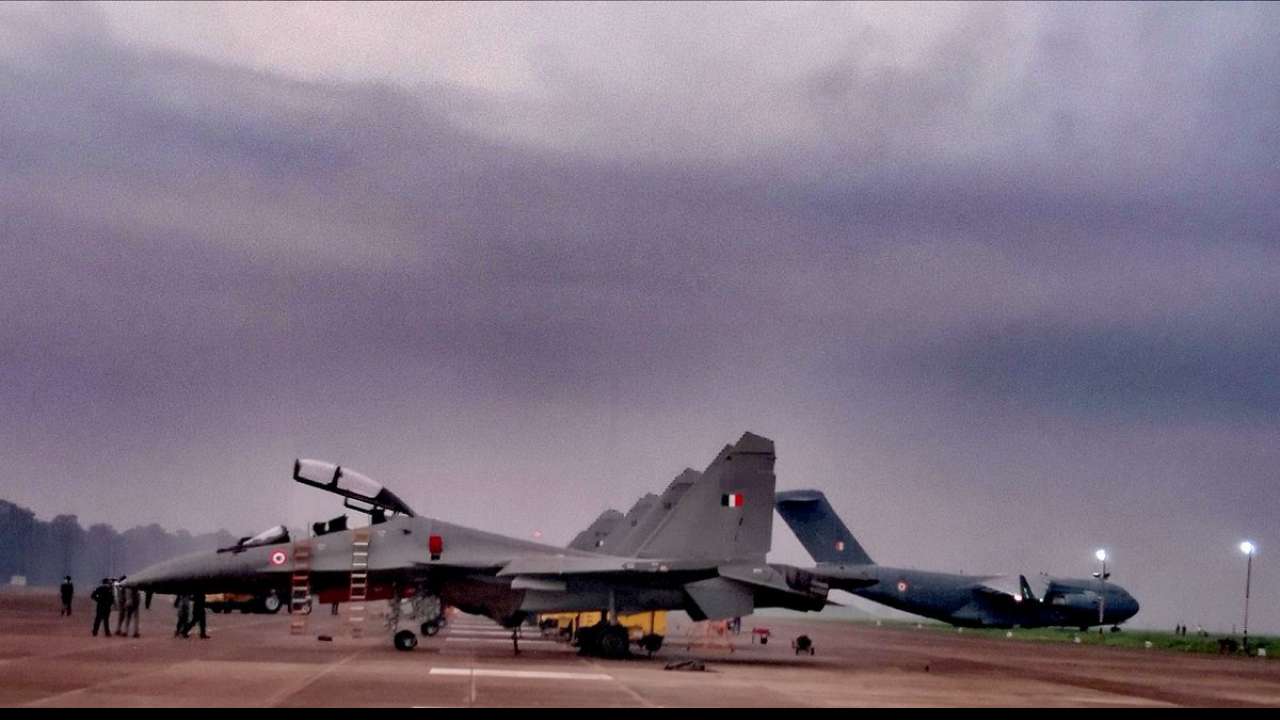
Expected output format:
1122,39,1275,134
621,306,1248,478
121,584,142,637
90,578,114,637
186,593,209,639
174,594,191,638
59,576,74,616
114,576,129,635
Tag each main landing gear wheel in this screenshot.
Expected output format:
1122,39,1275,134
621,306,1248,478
262,594,283,614
394,630,418,651
640,634,664,656
421,620,441,637
598,626,631,659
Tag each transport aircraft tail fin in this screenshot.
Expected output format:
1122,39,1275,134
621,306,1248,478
775,489,874,565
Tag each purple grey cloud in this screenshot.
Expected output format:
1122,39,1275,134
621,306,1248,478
1,2,1277,633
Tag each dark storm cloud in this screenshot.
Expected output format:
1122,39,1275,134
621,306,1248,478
907,322,1280,421
1,2,1278,633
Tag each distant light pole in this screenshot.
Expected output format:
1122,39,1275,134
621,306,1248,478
1240,541,1256,652
1094,549,1109,635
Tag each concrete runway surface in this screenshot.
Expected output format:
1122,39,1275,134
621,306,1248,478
2,588,1277,707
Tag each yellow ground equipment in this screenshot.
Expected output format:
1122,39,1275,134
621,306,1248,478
206,591,284,614
538,610,667,655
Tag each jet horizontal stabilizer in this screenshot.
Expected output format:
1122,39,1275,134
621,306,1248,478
683,577,755,621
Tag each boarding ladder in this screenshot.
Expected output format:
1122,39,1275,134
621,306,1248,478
347,526,371,638
289,540,312,635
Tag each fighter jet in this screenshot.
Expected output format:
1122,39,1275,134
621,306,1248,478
775,490,1140,629
566,508,624,551
126,432,831,656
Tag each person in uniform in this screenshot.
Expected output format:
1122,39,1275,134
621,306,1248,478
59,576,74,616
174,594,191,638
90,578,114,637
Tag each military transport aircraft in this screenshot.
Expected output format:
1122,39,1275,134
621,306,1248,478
775,489,1140,630
127,432,831,656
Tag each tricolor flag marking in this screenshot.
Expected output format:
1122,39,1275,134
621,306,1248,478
721,493,744,507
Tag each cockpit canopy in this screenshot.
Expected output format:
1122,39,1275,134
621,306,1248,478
292,459,416,519
245,525,290,547
219,524,290,553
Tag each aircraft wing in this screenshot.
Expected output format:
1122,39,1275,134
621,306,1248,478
496,554,712,577
494,555,830,620
974,574,1041,603
806,563,879,590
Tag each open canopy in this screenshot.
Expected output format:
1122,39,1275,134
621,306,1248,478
293,459,416,517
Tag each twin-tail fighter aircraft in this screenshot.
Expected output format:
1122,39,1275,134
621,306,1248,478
127,432,831,656
775,490,1140,630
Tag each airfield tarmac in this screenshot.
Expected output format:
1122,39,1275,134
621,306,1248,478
2,589,1277,707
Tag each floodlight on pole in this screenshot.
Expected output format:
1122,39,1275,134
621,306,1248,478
1095,549,1108,634
1241,541,1256,652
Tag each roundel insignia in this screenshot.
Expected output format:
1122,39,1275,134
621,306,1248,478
269,551,287,566
897,580,909,593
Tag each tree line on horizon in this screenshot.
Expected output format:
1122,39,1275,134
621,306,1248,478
0,498,238,587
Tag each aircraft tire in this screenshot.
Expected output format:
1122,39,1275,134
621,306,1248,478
640,633,664,655
422,621,440,637
599,627,630,659
394,630,418,651
262,594,283,614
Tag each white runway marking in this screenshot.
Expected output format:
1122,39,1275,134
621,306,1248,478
443,637,561,646
429,668,612,681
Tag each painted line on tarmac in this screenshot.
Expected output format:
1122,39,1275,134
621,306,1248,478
578,657,661,708
23,660,201,707
263,647,367,707
429,667,613,681
444,637,561,646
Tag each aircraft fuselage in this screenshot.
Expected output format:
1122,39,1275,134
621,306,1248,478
814,564,1140,629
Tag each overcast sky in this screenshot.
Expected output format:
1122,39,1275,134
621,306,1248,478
2,1,1277,632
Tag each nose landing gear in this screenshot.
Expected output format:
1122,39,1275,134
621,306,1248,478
393,630,418,651
388,589,443,651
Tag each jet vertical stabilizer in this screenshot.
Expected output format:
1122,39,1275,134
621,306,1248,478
637,432,776,562
567,509,625,551
607,469,699,557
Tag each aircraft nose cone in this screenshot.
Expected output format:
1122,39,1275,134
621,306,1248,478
126,551,215,593
1126,595,1140,619
1112,592,1140,622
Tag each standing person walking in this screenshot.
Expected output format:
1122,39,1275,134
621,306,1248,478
121,584,142,638
90,579,114,637
174,594,191,638
59,576,74,616
113,576,129,635
186,593,209,639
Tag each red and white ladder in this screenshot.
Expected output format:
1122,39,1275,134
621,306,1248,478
347,526,371,638
289,540,312,635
